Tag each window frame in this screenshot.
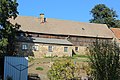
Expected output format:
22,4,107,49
22,44,28,50
48,46,53,52
32,45,39,51
64,47,68,52
75,47,79,52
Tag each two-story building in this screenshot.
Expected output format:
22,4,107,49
9,14,114,58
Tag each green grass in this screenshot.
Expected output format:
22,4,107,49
72,58,90,62
44,56,56,58
73,54,89,58
31,54,90,64
36,67,44,71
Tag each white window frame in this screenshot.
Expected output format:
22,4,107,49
22,44,28,50
32,45,39,51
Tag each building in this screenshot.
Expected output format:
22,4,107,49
110,28,120,45
9,14,114,58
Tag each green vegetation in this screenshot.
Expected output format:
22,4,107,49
44,56,57,58
36,67,44,71
90,4,120,28
0,0,20,56
28,56,34,62
73,54,88,58
47,58,88,80
87,40,120,80
47,59,76,80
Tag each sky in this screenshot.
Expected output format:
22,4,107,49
18,0,120,22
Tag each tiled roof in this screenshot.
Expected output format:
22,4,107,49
110,28,120,42
10,16,114,38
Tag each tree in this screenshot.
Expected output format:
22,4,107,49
90,4,120,28
87,39,120,80
0,0,20,56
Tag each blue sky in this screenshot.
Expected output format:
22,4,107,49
18,0,120,22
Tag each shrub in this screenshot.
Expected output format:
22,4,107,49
28,56,34,62
47,59,76,80
87,39,120,80
36,67,44,71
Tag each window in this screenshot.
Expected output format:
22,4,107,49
75,47,78,52
32,45,39,51
20,33,24,37
64,47,68,52
22,44,28,50
48,46,53,52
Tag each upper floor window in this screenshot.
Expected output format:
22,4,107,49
22,44,28,50
64,47,68,52
48,46,53,52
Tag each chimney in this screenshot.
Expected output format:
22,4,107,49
40,13,44,23
40,13,47,23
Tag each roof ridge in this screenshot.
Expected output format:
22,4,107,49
16,15,107,26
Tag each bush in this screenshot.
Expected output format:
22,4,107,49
36,67,44,71
47,59,76,80
28,56,34,62
87,40,120,80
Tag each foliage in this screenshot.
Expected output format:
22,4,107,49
28,56,34,62
0,0,20,56
47,59,76,80
82,64,91,76
90,4,120,28
87,39,120,80
36,67,44,71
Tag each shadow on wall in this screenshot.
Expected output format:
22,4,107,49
15,31,35,57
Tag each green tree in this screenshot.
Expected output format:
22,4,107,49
0,0,20,56
90,4,120,28
87,39,120,80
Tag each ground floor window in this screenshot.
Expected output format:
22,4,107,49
32,45,39,51
64,47,68,52
75,47,78,52
48,46,53,52
22,44,28,50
